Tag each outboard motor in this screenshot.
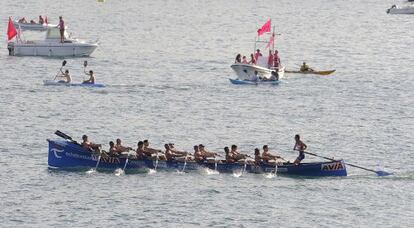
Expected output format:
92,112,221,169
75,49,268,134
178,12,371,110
7,42,14,56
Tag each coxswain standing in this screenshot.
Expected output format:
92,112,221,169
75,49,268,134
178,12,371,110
293,134,307,165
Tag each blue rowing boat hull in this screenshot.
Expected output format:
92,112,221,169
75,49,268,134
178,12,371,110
229,78,280,85
47,139,347,176
43,80,105,87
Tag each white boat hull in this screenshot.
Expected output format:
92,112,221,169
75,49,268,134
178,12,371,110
7,42,98,57
387,6,414,14
230,63,285,80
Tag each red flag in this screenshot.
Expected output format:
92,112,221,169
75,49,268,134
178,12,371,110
266,33,275,49
7,17,17,41
257,19,271,36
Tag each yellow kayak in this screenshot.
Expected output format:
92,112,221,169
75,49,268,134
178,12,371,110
285,69,336,75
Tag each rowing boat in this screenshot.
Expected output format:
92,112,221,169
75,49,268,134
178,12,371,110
285,70,336,75
43,80,105,87
47,139,347,177
229,78,280,85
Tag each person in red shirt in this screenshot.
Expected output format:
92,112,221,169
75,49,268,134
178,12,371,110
248,53,256,65
267,50,274,69
273,50,281,68
254,49,262,62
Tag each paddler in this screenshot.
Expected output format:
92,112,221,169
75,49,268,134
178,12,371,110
56,69,72,83
83,70,96,84
293,134,307,165
300,62,313,72
261,145,282,164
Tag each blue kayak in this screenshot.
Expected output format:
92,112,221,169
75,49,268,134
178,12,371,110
229,78,280,85
47,139,347,177
43,80,105,88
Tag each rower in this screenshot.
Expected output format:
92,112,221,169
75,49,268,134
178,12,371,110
224,146,235,163
193,145,204,162
168,143,188,157
230,145,248,161
83,70,96,84
56,69,71,83
143,139,165,160
135,141,145,159
199,144,219,160
108,141,120,156
254,148,262,165
81,134,101,152
115,138,132,153
293,134,307,165
261,145,282,164
300,62,313,72
164,144,187,161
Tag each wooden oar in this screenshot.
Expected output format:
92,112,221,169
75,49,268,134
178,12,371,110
303,151,392,176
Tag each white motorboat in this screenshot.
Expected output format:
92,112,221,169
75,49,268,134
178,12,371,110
230,63,284,80
387,4,414,14
7,27,98,57
230,19,285,81
13,20,56,31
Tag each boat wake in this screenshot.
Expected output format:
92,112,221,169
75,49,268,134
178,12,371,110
263,172,276,179
203,168,219,175
114,168,125,176
86,169,97,174
148,169,157,174
232,170,243,178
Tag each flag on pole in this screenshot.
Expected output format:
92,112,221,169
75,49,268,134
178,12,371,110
257,19,271,36
7,17,17,41
265,33,275,49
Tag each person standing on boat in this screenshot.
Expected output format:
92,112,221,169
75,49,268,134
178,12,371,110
293,134,307,165
273,50,281,68
58,16,65,43
267,50,274,69
56,69,72,83
254,49,263,62
248,54,256,65
38,16,44,24
235,54,241,63
83,70,96,84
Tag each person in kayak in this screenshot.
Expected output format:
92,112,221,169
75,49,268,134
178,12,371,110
262,145,282,164
81,134,101,152
115,138,132,153
56,69,72,83
83,70,96,84
300,62,313,72
235,54,241,63
58,16,65,43
293,134,307,165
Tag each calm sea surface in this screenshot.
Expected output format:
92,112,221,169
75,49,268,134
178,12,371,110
0,0,413,227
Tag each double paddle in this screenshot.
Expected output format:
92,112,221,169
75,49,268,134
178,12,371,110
53,60,67,80
303,151,392,176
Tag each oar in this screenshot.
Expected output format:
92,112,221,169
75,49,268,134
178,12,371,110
303,151,392,176
83,60,88,81
53,60,67,80
154,152,159,171
122,150,131,173
181,154,188,172
54,130,80,145
94,151,102,171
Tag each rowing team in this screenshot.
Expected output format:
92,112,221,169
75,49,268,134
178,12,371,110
80,134,308,165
